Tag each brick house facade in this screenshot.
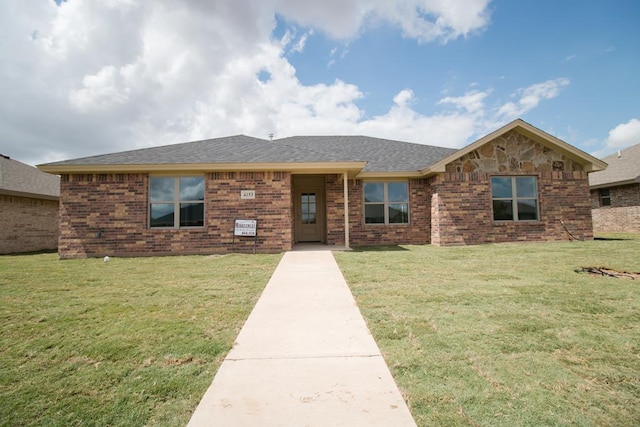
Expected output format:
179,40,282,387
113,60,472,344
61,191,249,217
589,143,640,233
1,155,60,254
40,120,607,259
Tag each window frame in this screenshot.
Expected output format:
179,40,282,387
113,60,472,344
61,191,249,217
363,181,410,225
599,188,611,207
491,176,539,222
149,176,205,229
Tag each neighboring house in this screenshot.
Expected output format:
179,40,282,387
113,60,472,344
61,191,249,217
0,154,60,254
39,119,606,259
589,142,640,233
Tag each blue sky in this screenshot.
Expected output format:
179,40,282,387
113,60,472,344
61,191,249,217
1,0,638,166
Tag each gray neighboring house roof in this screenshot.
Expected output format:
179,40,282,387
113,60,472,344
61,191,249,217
0,154,59,200
39,135,458,174
589,142,640,189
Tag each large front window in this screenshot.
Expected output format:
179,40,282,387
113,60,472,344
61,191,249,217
149,177,204,228
364,182,409,224
491,176,538,221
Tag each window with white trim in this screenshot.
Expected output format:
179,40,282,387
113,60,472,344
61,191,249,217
364,182,409,224
491,176,539,221
149,177,204,228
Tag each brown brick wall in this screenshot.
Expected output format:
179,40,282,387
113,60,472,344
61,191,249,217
325,176,430,247
58,172,292,259
0,194,59,254
591,183,640,232
431,171,594,246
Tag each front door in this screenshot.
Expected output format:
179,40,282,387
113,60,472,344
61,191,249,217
294,176,325,243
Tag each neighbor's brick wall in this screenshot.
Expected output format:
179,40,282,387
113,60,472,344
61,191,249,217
58,172,292,259
431,171,594,246
590,183,640,232
0,194,58,254
325,175,430,247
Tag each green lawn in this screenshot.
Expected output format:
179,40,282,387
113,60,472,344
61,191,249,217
334,234,640,427
0,253,281,426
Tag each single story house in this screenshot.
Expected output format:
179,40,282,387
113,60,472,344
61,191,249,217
589,142,640,233
1,154,60,254
39,119,607,259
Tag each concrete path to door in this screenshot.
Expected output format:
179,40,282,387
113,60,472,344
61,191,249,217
187,249,417,426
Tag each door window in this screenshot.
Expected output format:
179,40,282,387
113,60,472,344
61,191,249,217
301,193,316,224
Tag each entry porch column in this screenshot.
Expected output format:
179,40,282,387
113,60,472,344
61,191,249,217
343,172,350,249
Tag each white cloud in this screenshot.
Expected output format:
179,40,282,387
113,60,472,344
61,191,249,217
605,118,640,149
276,0,491,42
0,0,570,167
497,78,570,120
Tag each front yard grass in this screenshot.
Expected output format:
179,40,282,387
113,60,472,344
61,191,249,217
0,253,281,426
335,235,640,426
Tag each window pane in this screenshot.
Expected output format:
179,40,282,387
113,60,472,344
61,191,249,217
491,177,512,198
309,194,316,203
516,177,536,198
180,177,204,201
517,200,538,220
388,203,409,223
364,183,384,203
388,182,408,202
493,200,513,221
150,203,174,227
365,204,385,224
150,177,175,202
302,203,309,214
179,203,204,227
308,214,316,224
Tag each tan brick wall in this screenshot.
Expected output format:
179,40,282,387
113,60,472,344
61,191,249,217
591,183,640,232
58,172,292,259
0,194,58,254
325,176,430,247
431,171,594,246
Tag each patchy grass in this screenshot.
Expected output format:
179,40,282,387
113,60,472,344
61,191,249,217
0,253,281,426
335,234,640,426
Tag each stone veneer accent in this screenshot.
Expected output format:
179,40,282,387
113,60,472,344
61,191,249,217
0,194,59,254
590,183,640,233
58,172,292,259
325,175,430,247
431,171,593,246
446,130,584,174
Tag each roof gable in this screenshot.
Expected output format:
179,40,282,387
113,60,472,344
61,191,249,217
589,142,640,188
0,154,59,199
422,119,607,175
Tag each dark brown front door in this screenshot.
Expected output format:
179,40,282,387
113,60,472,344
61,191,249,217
293,176,325,243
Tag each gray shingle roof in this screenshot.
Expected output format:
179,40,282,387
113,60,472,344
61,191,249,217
589,142,640,187
40,135,458,173
0,154,60,199
276,136,458,172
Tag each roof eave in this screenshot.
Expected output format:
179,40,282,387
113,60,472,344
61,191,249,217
356,171,424,179
590,177,640,190
0,188,59,200
38,161,367,176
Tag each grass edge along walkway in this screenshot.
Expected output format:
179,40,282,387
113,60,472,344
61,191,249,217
1,253,282,426
335,235,640,427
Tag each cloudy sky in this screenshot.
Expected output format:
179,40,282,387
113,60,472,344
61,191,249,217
1,0,639,166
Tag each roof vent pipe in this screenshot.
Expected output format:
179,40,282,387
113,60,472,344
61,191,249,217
617,150,621,158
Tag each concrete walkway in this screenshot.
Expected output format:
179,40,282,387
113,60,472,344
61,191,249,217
187,250,417,426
